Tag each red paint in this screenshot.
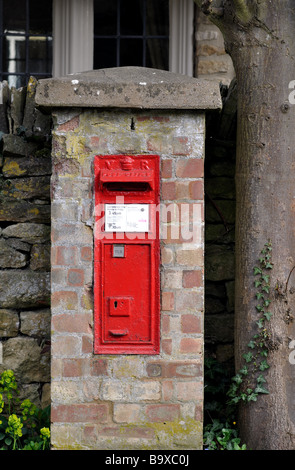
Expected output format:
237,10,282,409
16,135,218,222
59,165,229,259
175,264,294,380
94,155,160,354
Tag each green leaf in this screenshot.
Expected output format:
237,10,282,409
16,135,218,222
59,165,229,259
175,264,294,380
256,374,266,384
247,340,255,349
254,267,262,275
239,365,248,375
264,311,272,321
259,360,270,371
256,318,265,328
255,385,269,394
243,352,253,363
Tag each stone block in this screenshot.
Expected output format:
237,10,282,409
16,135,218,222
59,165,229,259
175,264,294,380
2,134,39,157
0,336,50,383
0,200,50,223
2,223,50,243
0,309,19,337
0,270,50,308
205,245,235,281
0,238,28,268
20,309,51,337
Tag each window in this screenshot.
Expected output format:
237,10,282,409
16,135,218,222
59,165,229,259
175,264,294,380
93,0,169,71
0,0,52,88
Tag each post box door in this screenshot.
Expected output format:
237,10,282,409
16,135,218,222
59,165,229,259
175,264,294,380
94,154,160,355
103,243,151,344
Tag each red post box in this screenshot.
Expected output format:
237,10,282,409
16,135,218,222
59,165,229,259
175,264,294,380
94,154,160,354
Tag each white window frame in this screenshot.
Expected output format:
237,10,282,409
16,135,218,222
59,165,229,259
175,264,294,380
53,0,194,78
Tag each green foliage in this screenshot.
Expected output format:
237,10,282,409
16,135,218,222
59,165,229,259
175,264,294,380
227,240,273,406
204,419,246,450
204,241,274,450
0,369,50,450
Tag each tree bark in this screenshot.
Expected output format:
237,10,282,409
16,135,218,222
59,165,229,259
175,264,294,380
196,0,295,449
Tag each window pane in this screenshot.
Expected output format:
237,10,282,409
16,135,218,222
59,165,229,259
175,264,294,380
3,0,26,32
94,38,117,69
120,39,143,66
29,0,52,35
3,35,26,73
120,0,143,35
146,0,169,36
29,37,52,73
94,0,117,36
146,38,169,70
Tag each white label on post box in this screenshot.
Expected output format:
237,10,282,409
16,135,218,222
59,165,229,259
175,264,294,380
105,204,149,232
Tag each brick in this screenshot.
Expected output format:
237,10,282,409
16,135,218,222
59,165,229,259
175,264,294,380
147,362,201,378
161,247,174,265
176,381,203,401
113,404,141,423
63,358,83,377
90,358,108,376
181,314,202,334
162,380,173,401
57,115,80,132
147,135,167,152
80,246,92,262
162,315,170,335
161,181,176,200
161,159,172,178
51,290,78,310
175,291,202,311
180,338,202,354
189,180,204,200
162,338,172,355
161,292,174,311
176,159,204,178
145,404,180,422
182,270,202,288
172,137,191,156
100,426,154,439
162,269,182,289
176,248,203,267
51,246,78,266
52,404,108,423
52,335,81,357
82,335,93,354
67,269,85,286
52,313,92,333
146,363,162,377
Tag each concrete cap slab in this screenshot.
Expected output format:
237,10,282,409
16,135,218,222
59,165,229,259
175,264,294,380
36,67,222,110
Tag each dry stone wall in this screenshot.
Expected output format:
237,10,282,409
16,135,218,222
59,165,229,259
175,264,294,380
0,77,51,408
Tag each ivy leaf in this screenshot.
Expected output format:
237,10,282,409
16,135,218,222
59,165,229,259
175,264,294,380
264,311,272,321
239,365,248,375
255,385,269,395
256,292,264,300
243,352,253,363
256,318,264,328
256,374,266,384
254,267,262,275
247,340,255,349
259,360,270,371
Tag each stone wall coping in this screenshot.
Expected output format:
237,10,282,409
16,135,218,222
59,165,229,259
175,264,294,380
36,67,222,110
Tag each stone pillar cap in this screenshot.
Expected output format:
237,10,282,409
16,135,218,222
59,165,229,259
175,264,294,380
36,67,221,110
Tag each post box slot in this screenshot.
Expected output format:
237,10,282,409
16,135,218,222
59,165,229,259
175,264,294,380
103,182,151,192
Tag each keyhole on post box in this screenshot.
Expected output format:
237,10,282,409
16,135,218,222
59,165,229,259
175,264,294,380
114,301,118,309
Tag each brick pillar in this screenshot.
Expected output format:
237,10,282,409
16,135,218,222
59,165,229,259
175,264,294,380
36,67,221,450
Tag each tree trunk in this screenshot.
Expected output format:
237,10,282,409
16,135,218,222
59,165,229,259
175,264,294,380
196,0,295,449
